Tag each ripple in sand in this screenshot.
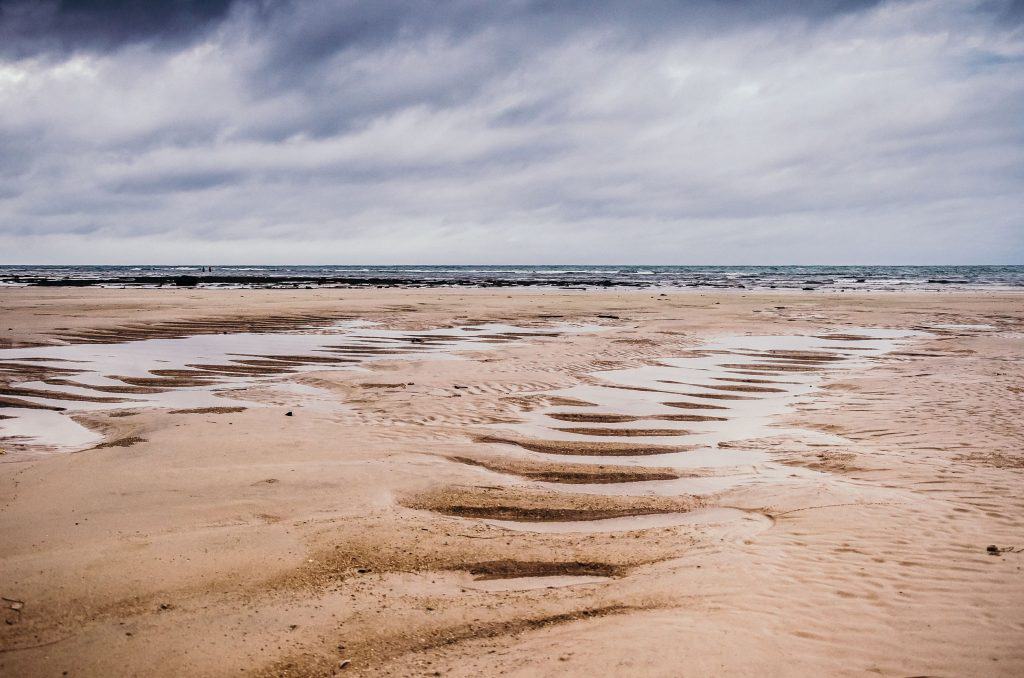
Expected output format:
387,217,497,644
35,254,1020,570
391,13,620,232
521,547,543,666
552,427,694,437
475,328,920,487
465,575,611,591
476,435,691,456
483,507,770,534
446,455,681,484
546,412,727,423
461,560,624,579
0,322,599,451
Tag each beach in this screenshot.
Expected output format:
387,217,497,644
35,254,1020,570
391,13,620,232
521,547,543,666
1,287,1022,676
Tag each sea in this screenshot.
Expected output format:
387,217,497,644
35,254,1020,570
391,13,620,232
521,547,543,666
0,265,1022,291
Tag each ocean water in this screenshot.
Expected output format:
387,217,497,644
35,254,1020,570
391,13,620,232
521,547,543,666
0,265,1021,291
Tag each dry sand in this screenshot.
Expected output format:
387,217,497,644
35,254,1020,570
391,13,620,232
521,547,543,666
1,287,1023,676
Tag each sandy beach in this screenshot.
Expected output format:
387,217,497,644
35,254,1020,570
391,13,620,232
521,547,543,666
1,287,1023,677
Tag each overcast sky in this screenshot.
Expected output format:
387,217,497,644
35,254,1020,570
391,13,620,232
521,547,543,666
0,0,1021,264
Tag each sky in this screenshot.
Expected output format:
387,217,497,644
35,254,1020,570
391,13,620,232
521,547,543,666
0,0,1021,265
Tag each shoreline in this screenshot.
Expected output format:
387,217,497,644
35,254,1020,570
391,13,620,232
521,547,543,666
3,280,1021,292
2,264,1021,293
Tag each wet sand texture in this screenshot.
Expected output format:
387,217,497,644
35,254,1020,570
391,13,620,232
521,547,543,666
1,288,1022,677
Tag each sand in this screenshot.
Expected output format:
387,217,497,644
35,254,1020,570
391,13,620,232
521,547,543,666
1,287,1022,677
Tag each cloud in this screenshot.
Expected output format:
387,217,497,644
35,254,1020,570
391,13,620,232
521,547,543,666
0,0,1021,264
0,0,238,58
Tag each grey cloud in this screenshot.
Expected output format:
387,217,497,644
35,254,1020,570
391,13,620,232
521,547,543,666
0,0,1021,263
107,168,247,195
0,0,240,58
232,0,920,150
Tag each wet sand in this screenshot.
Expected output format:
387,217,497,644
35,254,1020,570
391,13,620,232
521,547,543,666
1,287,1023,676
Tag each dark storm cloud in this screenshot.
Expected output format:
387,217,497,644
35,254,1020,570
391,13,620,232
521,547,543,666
0,0,238,58
0,0,1021,263
1,0,889,60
